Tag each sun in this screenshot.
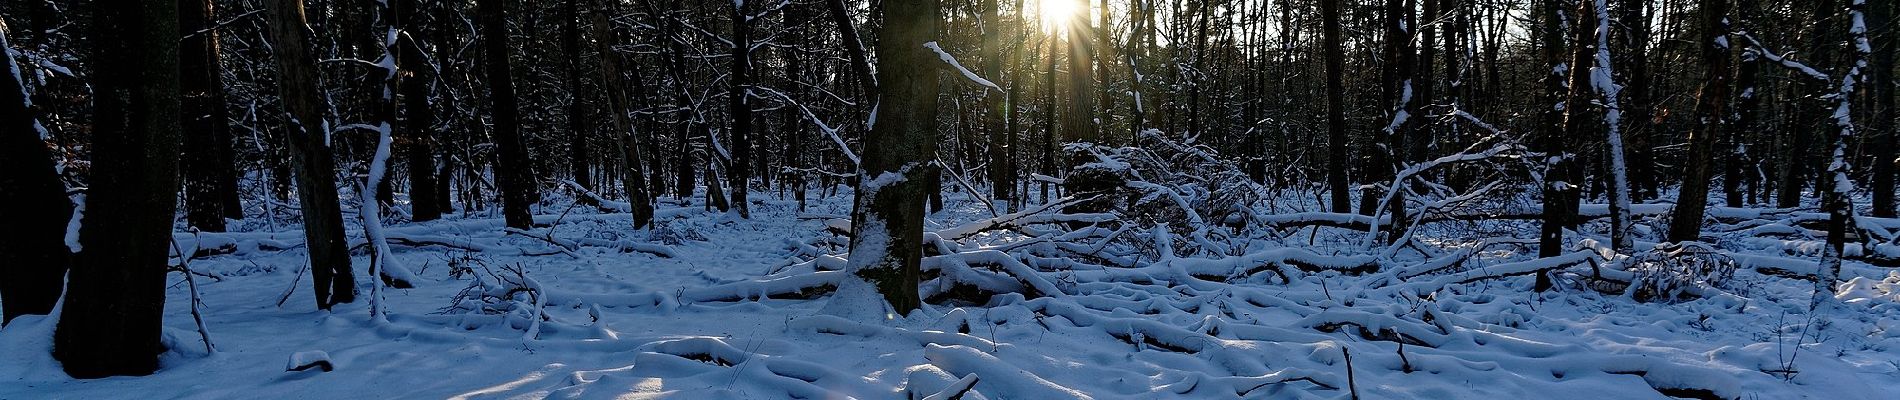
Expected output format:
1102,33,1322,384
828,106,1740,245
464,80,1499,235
1037,0,1082,32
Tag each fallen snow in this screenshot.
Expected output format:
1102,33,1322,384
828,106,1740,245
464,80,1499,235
1,188,1897,400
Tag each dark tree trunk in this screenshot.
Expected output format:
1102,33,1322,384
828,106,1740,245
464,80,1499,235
728,0,753,218
1869,0,1897,217
828,0,879,99
1615,0,1655,201
563,0,595,207
263,0,355,311
180,0,235,232
1322,0,1349,213
53,0,180,378
1563,0,1604,236
479,0,537,230
1042,35,1058,203
0,26,72,325
1414,0,1437,164
982,0,1013,207
593,5,654,229
1064,4,1099,152
1781,0,1839,209
397,0,441,222
1667,0,1732,243
1366,0,1413,225
1535,0,1578,291
847,0,941,315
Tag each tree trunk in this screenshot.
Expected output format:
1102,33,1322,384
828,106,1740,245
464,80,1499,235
1369,0,1414,238
1667,0,1732,243
728,1,753,218
1064,7,1100,151
180,0,236,232
1869,0,1897,218
1322,0,1350,213
396,0,440,222
845,0,940,316
0,24,72,325
262,0,355,311
1615,0,1655,201
1589,0,1634,253
563,0,595,207
1817,0,1875,309
593,5,654,229
53,0,180,378
1536,0,1578,291
982,0,1013,208
828,0,879,99
479,0,537,230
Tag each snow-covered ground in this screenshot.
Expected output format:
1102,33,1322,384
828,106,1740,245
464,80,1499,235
3,189,1899,399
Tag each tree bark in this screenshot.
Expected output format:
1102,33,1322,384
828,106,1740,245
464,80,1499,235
1536,0,1579,291
1869,0,1897,217
1667,0,1731,243
262,0,355,310
728,0,753,218
396,0,441,222
1615,0,1655,201
846,0,941,316
180,0,236,232
594,4,654,229
1322,0,1350,213
982,0,1014,208
563,0,595,207
1064,6,1100,152
0,24,72,325
479,0,537,230
53,0,180,378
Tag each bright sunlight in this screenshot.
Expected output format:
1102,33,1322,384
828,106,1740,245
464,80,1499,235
1036,0,1082,32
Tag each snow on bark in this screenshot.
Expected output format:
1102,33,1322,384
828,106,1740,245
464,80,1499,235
924,42,1001,92
64,194,84,253
1592,0,1633,252
362,123,397,321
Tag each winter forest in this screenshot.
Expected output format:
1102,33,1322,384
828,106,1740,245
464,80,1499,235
3,0,1900,398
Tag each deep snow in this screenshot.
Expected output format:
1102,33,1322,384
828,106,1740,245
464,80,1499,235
2,189,1898,400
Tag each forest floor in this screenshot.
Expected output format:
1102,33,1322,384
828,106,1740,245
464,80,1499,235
2,189,1900,399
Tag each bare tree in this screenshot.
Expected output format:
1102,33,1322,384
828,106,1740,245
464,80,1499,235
262,0,355,310
479,0,538,229
1667,0,1731,244
53,0,180,378
1322,0,1349,213
179,0,237,232
841,0,942,316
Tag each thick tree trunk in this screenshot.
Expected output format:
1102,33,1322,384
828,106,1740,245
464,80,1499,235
1782,0,1841,209
1869,0,1897,217
728,1,753,218
180,0,236,232
1064,9,1100,150
982,0,1013,208
1536,0,1579,291
1369,0,1414,238
593,7,654,229
1322,0,1350,213
1667,0,1732,243
397,0,440,222
563,0,595,207
53,0,180,378
1615,0,1655,201
479,0,537,230
0,25,72,325
845,0,941,316
263,0,355,311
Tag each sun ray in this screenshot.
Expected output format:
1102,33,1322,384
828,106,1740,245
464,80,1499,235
1037,0,1081,33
